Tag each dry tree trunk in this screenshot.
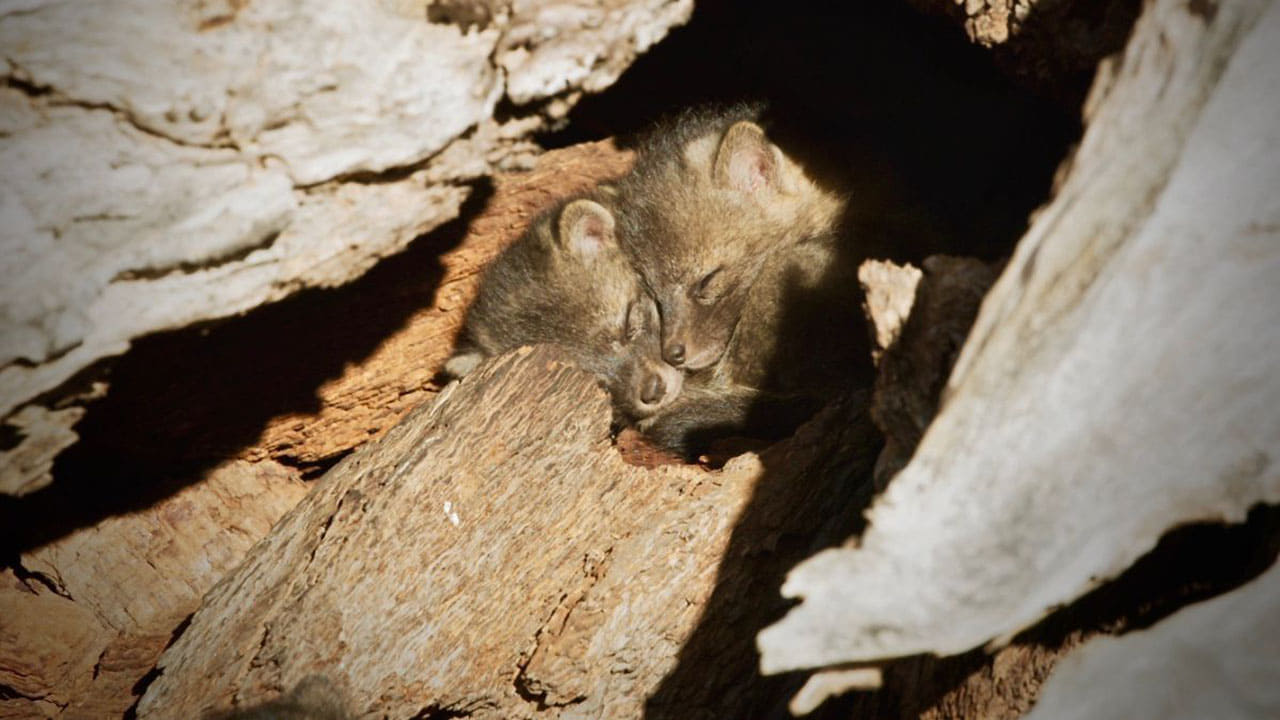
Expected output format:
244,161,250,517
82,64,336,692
144,0,1280,717
129,253,1007,720
137,344,883,719
8,0,1276,718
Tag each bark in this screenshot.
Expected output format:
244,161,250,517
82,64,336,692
0,0,690,495
137,345,882,719
759,0,1279,687
0,461,308,719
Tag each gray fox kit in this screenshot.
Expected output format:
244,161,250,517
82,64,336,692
614,106,845,373
444,194,683,423
616,108,866,456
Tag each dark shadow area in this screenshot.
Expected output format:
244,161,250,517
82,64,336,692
643,394,884,720
0,180,494,556
545,0,1087,262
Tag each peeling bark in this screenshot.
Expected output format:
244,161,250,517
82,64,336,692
137,345,881,719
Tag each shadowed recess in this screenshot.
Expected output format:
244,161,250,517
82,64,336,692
0,180,494,556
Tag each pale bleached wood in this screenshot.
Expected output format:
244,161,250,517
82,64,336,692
0,0,689,495
759,0,1280,677
1024,560,1280,720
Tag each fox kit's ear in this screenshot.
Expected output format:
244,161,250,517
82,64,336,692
713,121,782,195
558,199,616,259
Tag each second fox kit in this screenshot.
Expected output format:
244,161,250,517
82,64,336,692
617,108,866,454
614,107,846,373
445,194,682,423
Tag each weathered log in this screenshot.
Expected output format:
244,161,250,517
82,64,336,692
136,344,882,719
759,0,1280,688
0,461,308,718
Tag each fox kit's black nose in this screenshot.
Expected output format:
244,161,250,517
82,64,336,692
641,373,667,405
663,343,685,365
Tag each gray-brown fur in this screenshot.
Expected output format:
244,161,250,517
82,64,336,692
445,192,682,422
614,106,846,373
615,108,864,455
636,236,869,456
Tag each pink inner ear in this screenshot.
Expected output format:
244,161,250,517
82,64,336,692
729,146,774,194
572,215,606,256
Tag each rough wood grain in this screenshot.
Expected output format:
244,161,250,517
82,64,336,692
0,461,308,719
136,345,881,719
759,0,1280,676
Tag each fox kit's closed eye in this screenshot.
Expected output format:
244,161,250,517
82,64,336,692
445,195,682,422
614,106,845,372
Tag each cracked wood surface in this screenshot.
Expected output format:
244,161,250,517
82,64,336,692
136,344,881,719
0,0,690,496
0,460,308,719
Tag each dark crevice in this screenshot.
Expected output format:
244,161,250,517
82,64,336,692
4,72,52,98
1021,502,1280,645
410,707,472,720
541,0,1082,264
307,155,469,188
3,553,71,599
0,422,22,452
5,57,235,150
0,682,53,704
0,178,494,556
122,664,163,720
302,121,491,189
426,0,501,33
281,446,352,481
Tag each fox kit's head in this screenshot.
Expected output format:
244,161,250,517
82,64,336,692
616,110,843,372
445,196,682,420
